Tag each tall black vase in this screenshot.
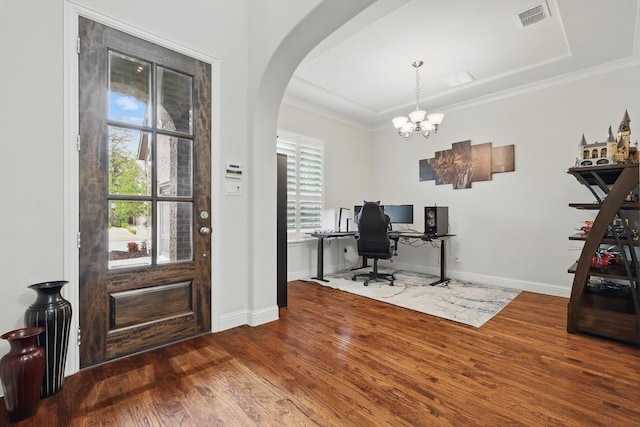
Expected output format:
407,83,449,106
24,281,72,398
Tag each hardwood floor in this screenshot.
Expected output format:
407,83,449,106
2,280,639,426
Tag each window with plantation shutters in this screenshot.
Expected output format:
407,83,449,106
277,131,324,240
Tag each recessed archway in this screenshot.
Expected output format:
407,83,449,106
248,0,376,313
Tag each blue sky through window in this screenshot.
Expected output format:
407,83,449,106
108,92,148,126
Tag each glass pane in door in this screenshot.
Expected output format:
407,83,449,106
157,201,193,264
108,200,151,269
157,67,192,134
156,135,193,197
108,127,152,196
108,51,151,126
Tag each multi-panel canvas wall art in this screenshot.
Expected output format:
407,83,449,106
419,140,514,189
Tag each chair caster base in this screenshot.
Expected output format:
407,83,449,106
352,270,395,287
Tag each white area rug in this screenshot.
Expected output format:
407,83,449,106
308,269,521,328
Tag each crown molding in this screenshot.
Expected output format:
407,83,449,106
281,94,373,131
284,55,640,133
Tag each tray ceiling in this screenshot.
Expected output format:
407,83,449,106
283,0,640,129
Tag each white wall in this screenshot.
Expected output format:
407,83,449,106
370,65,640,296
0,0,67,352
277,103,373,279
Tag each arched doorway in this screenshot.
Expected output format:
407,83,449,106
248,0,376,313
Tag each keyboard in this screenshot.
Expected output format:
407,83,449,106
397,232,425,238
310,230,356,237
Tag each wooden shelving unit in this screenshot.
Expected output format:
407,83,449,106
567,163,640,345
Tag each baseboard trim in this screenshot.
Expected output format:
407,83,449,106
217,310,249,331
375,261,571,298
217,306,280,332
289,260,571,298
249,305,279,326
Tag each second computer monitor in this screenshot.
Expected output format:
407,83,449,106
383,204,414,224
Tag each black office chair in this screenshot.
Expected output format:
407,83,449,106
352,201,395,286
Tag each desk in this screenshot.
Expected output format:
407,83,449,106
308,231,356,281
309,231,455,285
391,233,455,286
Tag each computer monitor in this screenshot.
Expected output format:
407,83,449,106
354,204,384,222
383,205,414,224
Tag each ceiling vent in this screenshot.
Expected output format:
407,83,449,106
514,2,551,29
442,71,475,88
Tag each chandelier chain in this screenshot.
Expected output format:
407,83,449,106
415,65,421,110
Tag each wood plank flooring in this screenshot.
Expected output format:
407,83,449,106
2,280,639,426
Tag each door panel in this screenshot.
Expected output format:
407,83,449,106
109,281,192,328
78,17,211,367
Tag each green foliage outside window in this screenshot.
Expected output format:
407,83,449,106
109,128,151,226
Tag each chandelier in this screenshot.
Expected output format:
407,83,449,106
392,60,444,140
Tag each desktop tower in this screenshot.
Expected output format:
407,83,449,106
424,206,448,237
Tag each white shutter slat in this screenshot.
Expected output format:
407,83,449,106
277,133,324,238
300,201,322,230
299,144,322,197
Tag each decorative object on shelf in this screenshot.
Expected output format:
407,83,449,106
24,281,72,398
391,60,444,140
576,110,638,167
0,327,46,422
566,163,639,344
578,220,594,234
419,140,515,189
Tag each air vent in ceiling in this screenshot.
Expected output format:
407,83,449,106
441,71,475,88
514,2,551,29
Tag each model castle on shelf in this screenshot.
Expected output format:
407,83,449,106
577,110,638,167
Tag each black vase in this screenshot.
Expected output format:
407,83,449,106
24,281,72,398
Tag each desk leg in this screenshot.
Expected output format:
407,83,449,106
311,237,328,282
429,239,450,286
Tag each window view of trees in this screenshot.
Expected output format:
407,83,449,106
108,128,151,227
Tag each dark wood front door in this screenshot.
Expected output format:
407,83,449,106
78,17,211,368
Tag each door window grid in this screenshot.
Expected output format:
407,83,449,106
107,50,195,269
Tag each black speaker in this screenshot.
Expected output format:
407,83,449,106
424,206,448,236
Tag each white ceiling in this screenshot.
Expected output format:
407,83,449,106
283,0,640,130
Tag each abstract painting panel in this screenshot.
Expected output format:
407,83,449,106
492,144,515,173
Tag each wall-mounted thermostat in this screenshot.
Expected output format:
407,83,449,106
225,163,242,179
